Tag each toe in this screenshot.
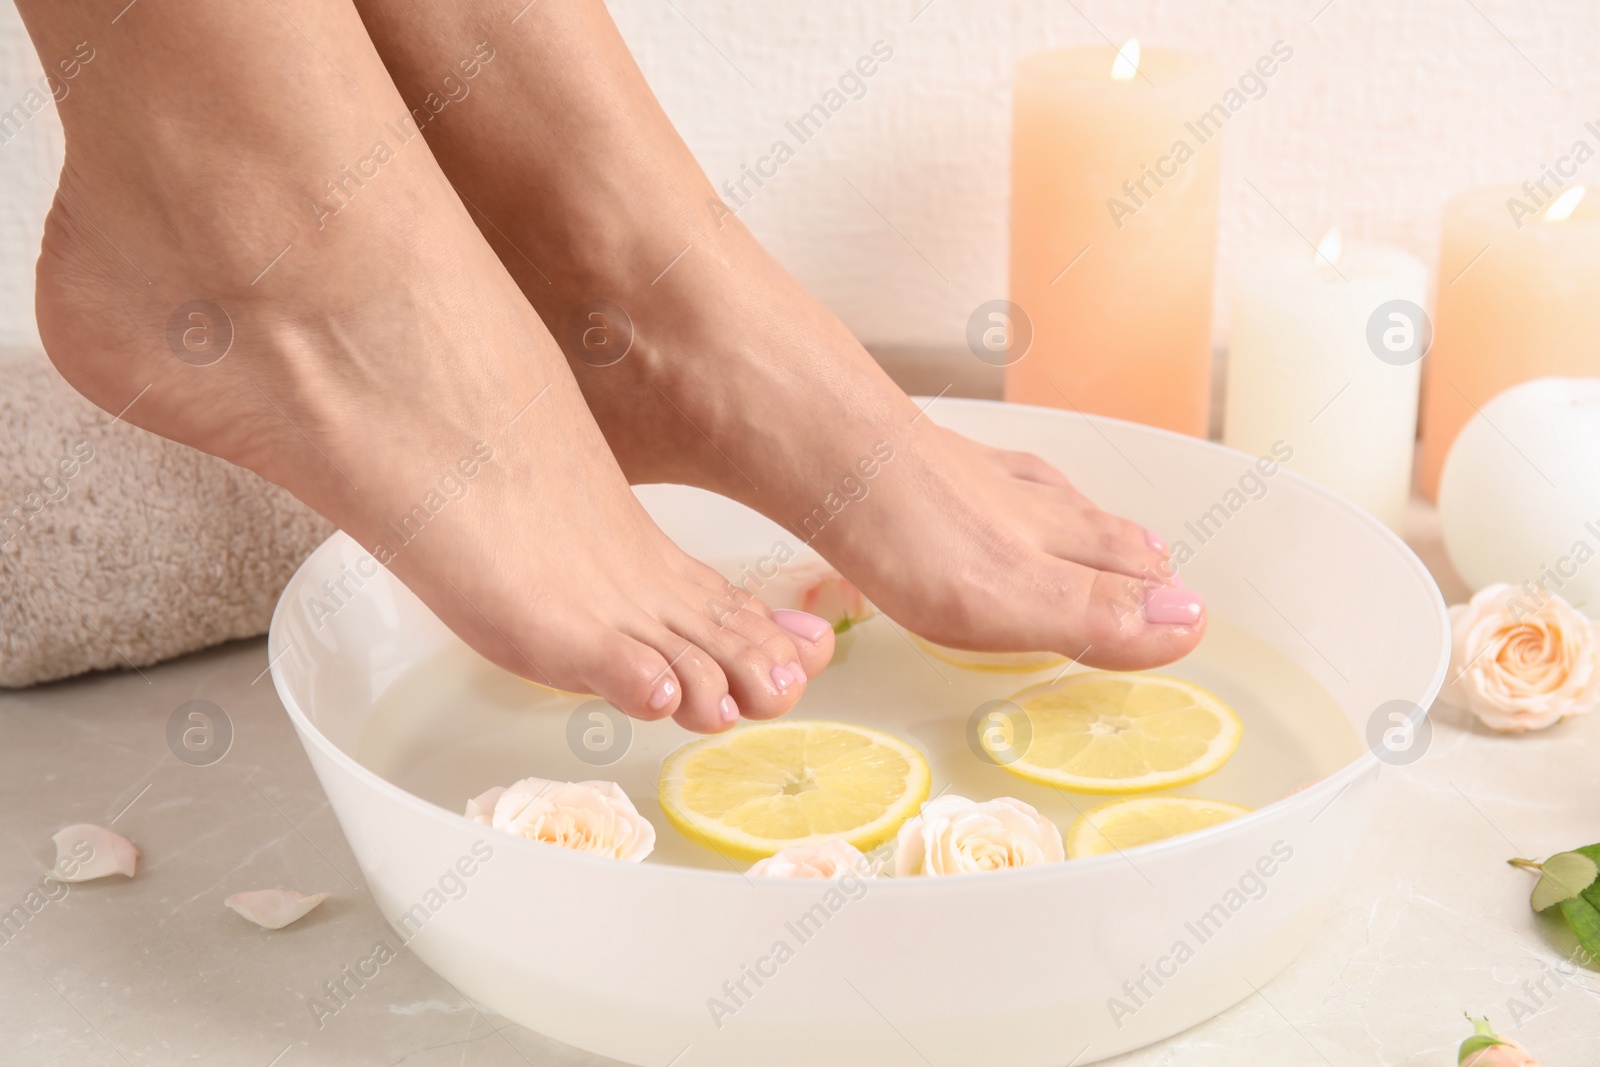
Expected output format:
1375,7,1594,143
908,542,1203,673
654,638,736,733
1031,491,1174,584
768,608,837,680
562,625,683,722
670,605,806,722
1061,560,1206,670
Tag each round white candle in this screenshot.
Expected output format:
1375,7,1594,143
1439,377,1600,616
1223,234,1428,530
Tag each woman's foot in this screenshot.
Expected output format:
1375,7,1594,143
353,0,1205,669
17,0,831,731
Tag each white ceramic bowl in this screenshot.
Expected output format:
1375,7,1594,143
269,399,1449,1066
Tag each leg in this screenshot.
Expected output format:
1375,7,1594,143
16,0,831,730
349,0,1206,669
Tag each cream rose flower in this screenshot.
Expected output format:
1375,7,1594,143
894,795,1064,876
748,839,879,879
1445,583,1600,732
795,564,875,633
464,778,654,861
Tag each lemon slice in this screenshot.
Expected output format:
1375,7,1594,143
1066,796,1253,858
658,721,931,861
990,672,1243,793
911,635,1069,674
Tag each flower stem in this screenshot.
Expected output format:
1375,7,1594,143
1508,857,1545,873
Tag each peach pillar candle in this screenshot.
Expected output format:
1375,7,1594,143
1224,232,1428,531
1007,41,1224,437
1419,184,1600,498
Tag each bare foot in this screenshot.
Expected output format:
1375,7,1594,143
353,0,1205,669
17,0,831,731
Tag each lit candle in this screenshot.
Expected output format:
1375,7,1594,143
1419,184,1600,498
1006,40,1224,437
1223,230,1428,531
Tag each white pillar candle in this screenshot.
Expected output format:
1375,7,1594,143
1223,233,1428,530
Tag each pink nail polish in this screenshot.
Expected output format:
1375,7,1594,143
772,609,832,644
787,661,806,684
1145,586,1204,625
770,664,796,692
720,695,739,723
649,677,677,711
1145,529,1167,554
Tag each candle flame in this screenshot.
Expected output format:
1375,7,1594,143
1111,39,1140,81
1313,227,1342,269
1544,185,1586,223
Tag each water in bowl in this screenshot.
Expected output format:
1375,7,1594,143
355,560,1361,871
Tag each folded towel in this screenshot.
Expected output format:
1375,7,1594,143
0,349,332,687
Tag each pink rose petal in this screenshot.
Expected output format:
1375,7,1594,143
225,889,330,930
52,823,138,882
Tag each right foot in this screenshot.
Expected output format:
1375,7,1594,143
21,0,831,731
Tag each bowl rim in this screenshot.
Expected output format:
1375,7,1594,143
268,400,1452,891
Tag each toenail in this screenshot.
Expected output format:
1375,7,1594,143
772,609,833,644
787,661,806,684
720,695,740,723
770,663,797,692
649,677,678,711
1145,586,1204,625
1145,529,1167,554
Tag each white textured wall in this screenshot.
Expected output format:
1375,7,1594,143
1,0,1596,356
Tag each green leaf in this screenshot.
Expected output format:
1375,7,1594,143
1558,895,1600,971
1574,843,1600,913
1530,851,1599,912
1457,1016,1505,1064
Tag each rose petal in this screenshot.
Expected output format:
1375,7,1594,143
52,823,138,882
225,889,330,930
464,786,505,827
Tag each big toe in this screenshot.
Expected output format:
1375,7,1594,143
1072,563,1206,669
960,552,1205,671
768,609,837,680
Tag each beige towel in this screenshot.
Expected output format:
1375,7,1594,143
0,349,333,687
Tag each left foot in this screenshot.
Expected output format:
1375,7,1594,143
354,0,1205,670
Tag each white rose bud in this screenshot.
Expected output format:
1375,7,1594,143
464,778,654,861
895,795,1064,876
1445,584,1600,732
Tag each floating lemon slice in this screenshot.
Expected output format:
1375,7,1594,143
911,635,1069,674
989,672,1243,793
658,721,931,861
1065,795,1253,858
